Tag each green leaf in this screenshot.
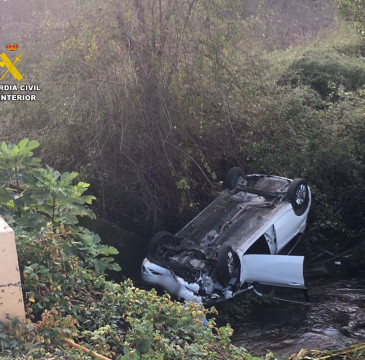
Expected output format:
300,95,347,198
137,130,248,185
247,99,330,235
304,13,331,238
97,246,119,255
1,141,8,154
18,138,29,149
27,140,40,151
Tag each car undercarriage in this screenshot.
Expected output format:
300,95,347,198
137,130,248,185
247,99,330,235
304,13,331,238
142,169,311,304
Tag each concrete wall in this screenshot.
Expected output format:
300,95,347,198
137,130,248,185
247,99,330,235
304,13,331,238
0,216,25,323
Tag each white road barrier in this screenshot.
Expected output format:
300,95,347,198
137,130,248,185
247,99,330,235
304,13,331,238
0,217,25,324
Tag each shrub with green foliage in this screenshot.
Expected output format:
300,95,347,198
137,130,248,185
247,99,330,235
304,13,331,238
0,139,251,359
281,49,365,100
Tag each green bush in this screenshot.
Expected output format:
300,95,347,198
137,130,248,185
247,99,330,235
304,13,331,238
282,49,365,99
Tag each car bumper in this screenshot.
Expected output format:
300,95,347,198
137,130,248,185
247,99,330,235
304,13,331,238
141,258,202,302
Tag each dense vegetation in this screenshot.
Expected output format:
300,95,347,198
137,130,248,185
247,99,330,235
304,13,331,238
0,0,364,359
0,0,363,245
0,139,250,359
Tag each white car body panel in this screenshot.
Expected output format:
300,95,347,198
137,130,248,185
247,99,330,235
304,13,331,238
241,254,305,288
274,204,308,252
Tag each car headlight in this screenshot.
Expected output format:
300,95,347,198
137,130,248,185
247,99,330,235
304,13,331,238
203,276,214,294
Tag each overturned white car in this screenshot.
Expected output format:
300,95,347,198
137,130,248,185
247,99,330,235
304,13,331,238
141,167,311,304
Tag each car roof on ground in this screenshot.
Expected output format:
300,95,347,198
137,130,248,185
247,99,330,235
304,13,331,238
176,175,290,258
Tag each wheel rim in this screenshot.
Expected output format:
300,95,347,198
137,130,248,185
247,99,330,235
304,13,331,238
295,184,307,206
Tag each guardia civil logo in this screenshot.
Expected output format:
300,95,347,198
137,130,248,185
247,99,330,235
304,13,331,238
0,43,41,101
0,43,23,82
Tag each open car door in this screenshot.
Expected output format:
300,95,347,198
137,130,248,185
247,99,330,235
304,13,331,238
241,254,305,288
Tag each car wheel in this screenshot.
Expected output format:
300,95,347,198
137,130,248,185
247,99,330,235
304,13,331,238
217,245,240,287
286,178,309,216
148,231,176,257
224,167,247,190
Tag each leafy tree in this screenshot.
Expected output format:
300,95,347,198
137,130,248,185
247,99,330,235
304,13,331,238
0,138,120,276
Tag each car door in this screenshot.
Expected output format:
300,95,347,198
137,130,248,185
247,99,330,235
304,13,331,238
241,254,305,288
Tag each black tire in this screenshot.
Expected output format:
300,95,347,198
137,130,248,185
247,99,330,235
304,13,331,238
286,178,309,216
224,167,247,190
217,245,240,287
148,231,175,257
